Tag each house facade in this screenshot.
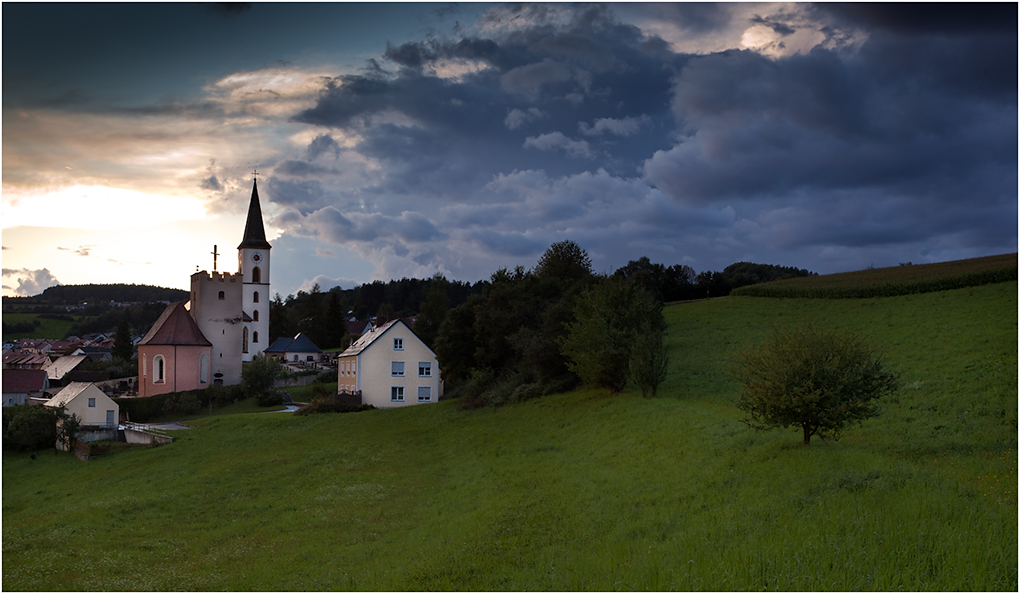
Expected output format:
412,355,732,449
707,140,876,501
337,319,442,408
45,382,120,450
2,369,50,406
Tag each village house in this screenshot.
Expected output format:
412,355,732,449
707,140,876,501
45,382,120,450
336,319,442,408
264,332,323,366
2,369,50,406
45,354,90,387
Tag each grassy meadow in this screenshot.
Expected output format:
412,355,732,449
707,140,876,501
1,313,77,341
3,281,1016,590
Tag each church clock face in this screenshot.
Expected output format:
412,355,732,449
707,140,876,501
250,252,263,264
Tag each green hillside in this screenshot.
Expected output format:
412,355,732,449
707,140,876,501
3,282,1016,590
732,252,1017,298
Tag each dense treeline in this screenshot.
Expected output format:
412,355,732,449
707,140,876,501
268,276,484,350
434,241,598,406
430,241,673,407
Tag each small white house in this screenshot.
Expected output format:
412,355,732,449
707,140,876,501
45,382,119,429
337,319,443,408
264,332,322,364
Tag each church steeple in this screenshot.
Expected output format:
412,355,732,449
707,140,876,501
237,179,272,250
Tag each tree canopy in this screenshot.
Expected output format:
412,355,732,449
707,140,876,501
733,326,898,444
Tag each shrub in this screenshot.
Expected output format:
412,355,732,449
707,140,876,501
733,325,899,444
242,356,282,406
630,319,669,398
2,406,59,452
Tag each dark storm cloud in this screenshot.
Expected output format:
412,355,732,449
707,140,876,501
304,134,342,161
208,3,252,18
275,160,341,178
644,30,1017,211
285,206,446,246
278,2,1014,280
818,2,1016,35
293,3,680,192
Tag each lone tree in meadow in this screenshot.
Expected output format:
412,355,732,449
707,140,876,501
734,325,898,445
630,319,669,398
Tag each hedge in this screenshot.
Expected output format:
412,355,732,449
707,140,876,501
114,384,245,423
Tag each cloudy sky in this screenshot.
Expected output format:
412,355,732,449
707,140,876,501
3,2,1016,299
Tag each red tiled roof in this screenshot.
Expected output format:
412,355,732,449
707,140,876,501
2,368,48,393
137,302,212,346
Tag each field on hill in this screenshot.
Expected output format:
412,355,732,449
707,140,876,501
1,313,78,341
732,252,1017,298
3,282,1016,590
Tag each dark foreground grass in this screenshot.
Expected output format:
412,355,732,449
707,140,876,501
3,282,1016,590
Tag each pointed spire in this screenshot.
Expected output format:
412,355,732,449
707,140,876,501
238,179,272,250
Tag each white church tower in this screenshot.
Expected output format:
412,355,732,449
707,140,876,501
237,178,272,362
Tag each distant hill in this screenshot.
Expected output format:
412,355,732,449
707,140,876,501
36,283,188,305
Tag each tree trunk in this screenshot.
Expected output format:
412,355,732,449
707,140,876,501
803,424,811,445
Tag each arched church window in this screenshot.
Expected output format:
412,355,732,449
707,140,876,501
253,310,259,322
252,267,261,283
243,327,249,353
154,355,165,383
200,353,208,384
218,291,225,300
253,291,259,303
253,331,259,343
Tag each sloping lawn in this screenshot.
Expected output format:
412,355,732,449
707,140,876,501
3,282,1015,590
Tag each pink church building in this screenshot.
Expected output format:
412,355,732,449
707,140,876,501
137,302,212,397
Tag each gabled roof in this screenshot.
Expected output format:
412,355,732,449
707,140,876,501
46,382,103,408
137,302,212,347
46,355,88,380
347,320,373,335
338,319,434,359
264,337,291,353
2,369,48,393
237,179,272,250
264,332,322,354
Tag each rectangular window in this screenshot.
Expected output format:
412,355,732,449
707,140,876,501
88,397,96,407
391,386,404,402
391,361,405,377
418,361,432,377
393,337,404,350
417,386,432,402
